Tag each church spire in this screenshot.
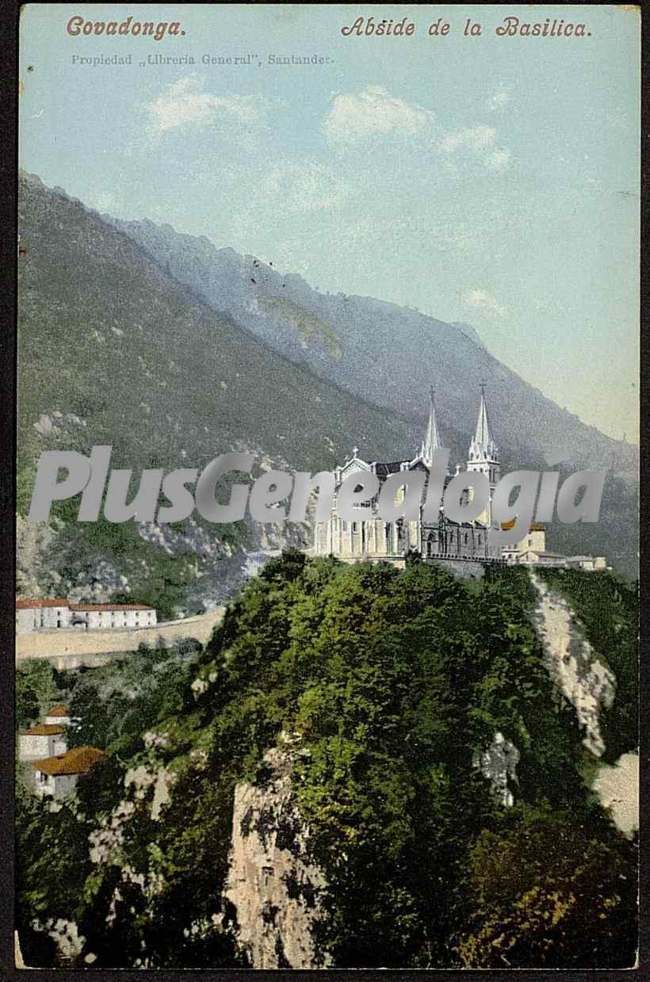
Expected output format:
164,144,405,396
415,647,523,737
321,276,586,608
473,383,493,454
420,386,442,466
468,384,499,465
467,385,500,526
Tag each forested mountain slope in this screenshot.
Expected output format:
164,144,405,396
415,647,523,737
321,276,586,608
16,558,638,969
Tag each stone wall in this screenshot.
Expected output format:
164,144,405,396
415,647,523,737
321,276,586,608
432,558,487,580
330,555,488,579
16,608,225,669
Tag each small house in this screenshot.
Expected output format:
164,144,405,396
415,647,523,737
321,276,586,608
19,723,67,761
31,746,105,800
516,549,568,567
44,704,71,726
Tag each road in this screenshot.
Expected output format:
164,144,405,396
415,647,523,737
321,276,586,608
16,607,226,669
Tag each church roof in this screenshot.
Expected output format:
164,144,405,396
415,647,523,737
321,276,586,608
372,461,404,477
468,387,499,462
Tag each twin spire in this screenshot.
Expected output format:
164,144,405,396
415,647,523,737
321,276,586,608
420,386,442,466
420,384,498,466
468,384,499,461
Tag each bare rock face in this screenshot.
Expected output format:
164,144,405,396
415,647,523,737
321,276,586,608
15,930,26,968
531,574,615,757
477,731,520,807
224,746,330,969
31,918,84,964
592,752,639,838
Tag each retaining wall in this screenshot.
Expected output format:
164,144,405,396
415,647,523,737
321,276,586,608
16,608,226,669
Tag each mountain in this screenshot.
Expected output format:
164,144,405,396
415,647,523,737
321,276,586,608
19,173,425,475
107,211,638,576
17,172,429,611
109,215,638,476
17,173,638,592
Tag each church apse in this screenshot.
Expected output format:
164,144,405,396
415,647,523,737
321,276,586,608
313,388,503,568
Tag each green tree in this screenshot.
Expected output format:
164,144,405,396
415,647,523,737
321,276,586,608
15,556,639,969
457,805,638,968
16,660,57,727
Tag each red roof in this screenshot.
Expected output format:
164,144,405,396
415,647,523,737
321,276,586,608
24,723,66,736
46,705,69,717
69,603,154,612
16,598,68,609
16,598,154,611
31,746,105,776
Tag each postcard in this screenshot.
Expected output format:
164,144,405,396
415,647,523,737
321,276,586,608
15,3,640,970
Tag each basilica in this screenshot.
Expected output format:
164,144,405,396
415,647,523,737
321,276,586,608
313,388,503,567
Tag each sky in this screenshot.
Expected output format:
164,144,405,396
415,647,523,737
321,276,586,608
19,4,640,442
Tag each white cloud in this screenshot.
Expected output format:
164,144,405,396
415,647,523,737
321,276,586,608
488,90,511,112
146,76,264,133
323,85,433,145
462,288,508,318
439,125,511,172
231,160,349,249
441,125,497,154
259,161,347,214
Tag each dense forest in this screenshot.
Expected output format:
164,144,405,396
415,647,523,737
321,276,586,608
16,554,638,969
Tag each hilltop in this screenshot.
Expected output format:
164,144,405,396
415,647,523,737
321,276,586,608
16,557,638,969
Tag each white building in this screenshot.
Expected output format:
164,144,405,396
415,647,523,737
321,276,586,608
19,723,67,761
44,704,72,726
69,603,157,630
314,388,502,567
502,523,608,570
15,598,72,633
31,746,105,800
566,555,608,572
16,599,157,633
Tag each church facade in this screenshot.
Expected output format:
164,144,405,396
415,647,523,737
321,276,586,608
313,388,504,567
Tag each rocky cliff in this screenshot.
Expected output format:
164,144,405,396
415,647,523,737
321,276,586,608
531,573,616,757
16,557,638,970
224,744,330,968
